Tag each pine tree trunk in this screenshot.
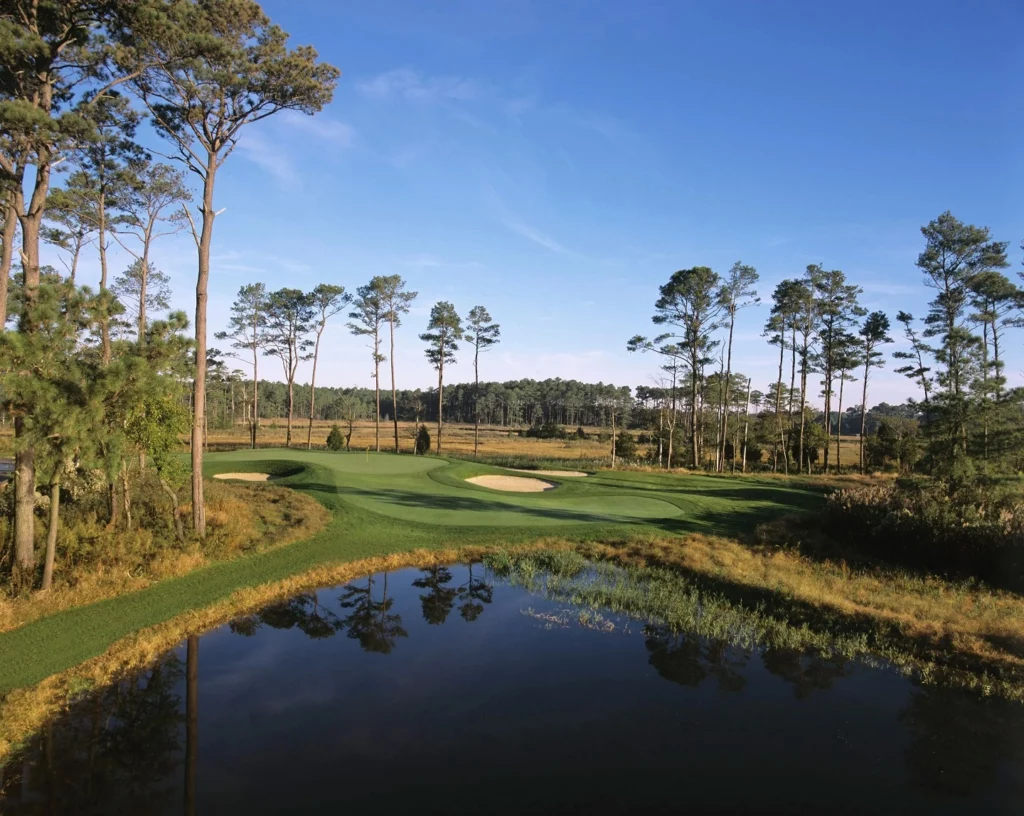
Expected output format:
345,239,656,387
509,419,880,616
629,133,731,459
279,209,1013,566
859,350,870,473
741,377,752,473
835,375,845,470
374,331,380,452
390,318,399,453
14,178,47,579
41,472,61,591
0,196,15,327
191,164,217,540
719,312,736,472
667,373,677,470
251,345,258,450
799,334,810,473
285,367,294,447
690,365,699,469
98,192,111,364
307,329,322,450
822,362,833,473
436,356,444,454
137,226,152,342
473,341,480,456
773,341,784,473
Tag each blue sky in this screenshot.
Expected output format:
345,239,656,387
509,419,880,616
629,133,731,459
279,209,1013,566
57,0,1023,405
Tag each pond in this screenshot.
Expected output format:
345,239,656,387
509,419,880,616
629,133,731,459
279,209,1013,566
1,559,1022,814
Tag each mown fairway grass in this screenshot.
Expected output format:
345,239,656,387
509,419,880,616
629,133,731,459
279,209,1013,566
0,450,823,695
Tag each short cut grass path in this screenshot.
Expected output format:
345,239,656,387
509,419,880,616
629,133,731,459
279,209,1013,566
0,451,824,694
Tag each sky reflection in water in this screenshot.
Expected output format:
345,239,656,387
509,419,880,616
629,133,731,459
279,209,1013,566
1,562,1022,815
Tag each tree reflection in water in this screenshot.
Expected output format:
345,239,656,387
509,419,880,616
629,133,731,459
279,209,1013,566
412,566,458,625
338,572,408,654
457,561,493,622
229,591,342,639
644,625,748,692
3,561,1022,813
760,647,849,699
0,653,184,814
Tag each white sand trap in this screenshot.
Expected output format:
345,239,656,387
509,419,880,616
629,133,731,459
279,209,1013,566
213,472,275,482
467,475,557,492
508,468,588,478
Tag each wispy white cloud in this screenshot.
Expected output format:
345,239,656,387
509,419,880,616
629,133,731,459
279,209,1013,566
504,95,538,119
236,131,298,186
264,253,313,275
499,213,572,255
279,111,357,148
236,113,356,185
356,69,483,104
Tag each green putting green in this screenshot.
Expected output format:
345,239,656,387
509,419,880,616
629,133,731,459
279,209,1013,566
0,450,827,695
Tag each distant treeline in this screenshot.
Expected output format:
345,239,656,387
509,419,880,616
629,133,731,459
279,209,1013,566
204,377,632,428
202,372,918,435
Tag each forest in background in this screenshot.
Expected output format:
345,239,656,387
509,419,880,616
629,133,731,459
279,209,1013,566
0,0,1022,598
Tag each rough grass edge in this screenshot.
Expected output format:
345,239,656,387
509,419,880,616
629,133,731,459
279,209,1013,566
0,481,331,635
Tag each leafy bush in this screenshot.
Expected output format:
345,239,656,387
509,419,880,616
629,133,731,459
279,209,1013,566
415,424,431,455
326,425,345,451
525,420,567,440
615,430,637,459
865,417,920,473
822,476,1024,590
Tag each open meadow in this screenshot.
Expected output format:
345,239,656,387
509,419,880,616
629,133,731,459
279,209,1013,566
204,418,870,470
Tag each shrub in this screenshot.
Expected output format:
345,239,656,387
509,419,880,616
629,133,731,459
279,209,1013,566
822,476,1024,590
525,420,567,440
865,417,920,473
415,424,431,455
326,425,345,451
615,430,637,459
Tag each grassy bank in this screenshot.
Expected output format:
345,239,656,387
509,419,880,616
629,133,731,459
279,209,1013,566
2,448,1022,762
0,451,823,692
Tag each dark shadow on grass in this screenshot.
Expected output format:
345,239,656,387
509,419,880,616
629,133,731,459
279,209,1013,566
589,475,826,505
299,482,812,539
302,484,676,526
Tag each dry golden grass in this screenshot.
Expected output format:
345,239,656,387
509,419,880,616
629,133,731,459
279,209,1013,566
0,481,329,634
578,527,1024,677
4,519,1024,762
207,419,615,461
206,420,872,472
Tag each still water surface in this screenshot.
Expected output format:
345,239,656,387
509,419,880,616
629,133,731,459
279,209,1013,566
1,562,1022,814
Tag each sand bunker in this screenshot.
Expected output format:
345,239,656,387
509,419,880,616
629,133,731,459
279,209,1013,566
213,472,275,482
508,468,588,478
466,475,557,492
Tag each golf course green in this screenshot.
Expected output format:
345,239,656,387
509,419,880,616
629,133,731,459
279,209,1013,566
0,451,825,695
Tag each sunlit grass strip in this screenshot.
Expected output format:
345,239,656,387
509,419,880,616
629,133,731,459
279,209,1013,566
484,549,1024,702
